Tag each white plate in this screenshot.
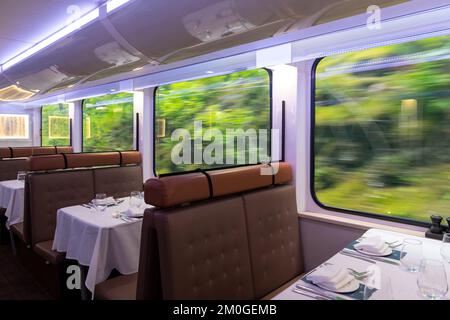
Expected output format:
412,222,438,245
354,245,392,256
315,277,360,293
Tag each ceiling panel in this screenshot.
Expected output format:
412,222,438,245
0,0,100,64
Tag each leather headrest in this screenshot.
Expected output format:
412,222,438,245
27,154,66,171
31,147,56,155
27,151,142,171
0,147,11,159
65,152,121,168
56,146,73,154
144,163,293,208
121,151,142,165
11,147,34,158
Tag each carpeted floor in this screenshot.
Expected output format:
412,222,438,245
0,242,51,300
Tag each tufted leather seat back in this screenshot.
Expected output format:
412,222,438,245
28,170,95,245
243,184,302,298
149,197,255,300
0,159,28,182
94,166,143,199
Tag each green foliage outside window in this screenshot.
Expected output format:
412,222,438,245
82,92,134,152
155,69,271,175
314,35,450,223
41,104,70,146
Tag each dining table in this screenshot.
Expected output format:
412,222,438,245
52,197,153,298
0,179,25,229
272,228,450,300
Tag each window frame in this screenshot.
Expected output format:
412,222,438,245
310,57,430,228
40,105,72,147
152,68,273,177
81,95,138,153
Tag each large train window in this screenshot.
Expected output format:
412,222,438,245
154,69,272,176
41,104,70,147
82,92,134,152
313,35,450,225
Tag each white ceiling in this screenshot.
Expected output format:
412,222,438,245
0,0,103,64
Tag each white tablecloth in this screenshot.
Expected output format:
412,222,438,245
53,198,153,296
273,228,450,300
0,180,25,229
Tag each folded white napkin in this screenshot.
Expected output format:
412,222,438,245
354,236,389,254
95,197,116,206
306,265,352,290
122,207,144,218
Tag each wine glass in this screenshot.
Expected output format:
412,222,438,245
93,193,107,212
400,239,423,272
129,191,141,209
440,233,450,264
17,171,26,181
364,274,394,300
417,259,448,300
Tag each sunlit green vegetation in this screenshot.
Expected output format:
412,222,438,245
315,35,450,223
155,69,271,175
82,92,134,152
41,104,70,146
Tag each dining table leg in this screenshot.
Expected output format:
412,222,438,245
79,265,90,300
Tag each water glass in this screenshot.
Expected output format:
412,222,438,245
129,191,142,209
17,171,26,181
400,239,423,272
364,273,394,300
440,233,450,264
417,259,448,300
93,193,107,212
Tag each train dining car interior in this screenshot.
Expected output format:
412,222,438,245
0,0,449,311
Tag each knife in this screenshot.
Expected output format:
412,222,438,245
292,288,329,300
341,248,400,266
295,284,348,300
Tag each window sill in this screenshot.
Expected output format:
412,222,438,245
298,211,426,238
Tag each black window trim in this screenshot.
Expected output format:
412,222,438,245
40,104,72,148
310,57,430,228
81,94,138,153
152,68,274,177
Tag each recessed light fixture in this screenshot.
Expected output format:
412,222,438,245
132,67,144,71
1,9,99,71
206,71,214,74
67,84,74,88
16,81,20,85
107,0,131,13
110,89,117,92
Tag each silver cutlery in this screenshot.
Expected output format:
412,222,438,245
295,284,348,300
341,248,399,266
292,288,329,300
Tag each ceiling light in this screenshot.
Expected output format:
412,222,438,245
1,8,99,71
132,67,144,71
107,0,131,13
0,85,35,101
206,71,214,74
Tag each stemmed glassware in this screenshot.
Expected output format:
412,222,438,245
129,191,142,209
417,259,448,300
400,239,423,272
93,193,107,212
440,233,450,264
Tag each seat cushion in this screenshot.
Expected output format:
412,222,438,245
34,240,65,264
11,223,26,243
95,273,138,300
243,184,302,298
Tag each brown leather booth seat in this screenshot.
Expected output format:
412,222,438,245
0,146,73,159
11,163,143,265
96,163,302,300
27,151,141,172
0,158,28,182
